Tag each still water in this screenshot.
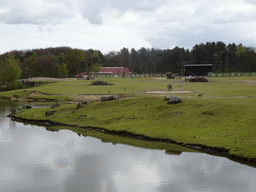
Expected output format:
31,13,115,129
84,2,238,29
0,101,256,192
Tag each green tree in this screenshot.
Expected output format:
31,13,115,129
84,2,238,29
65,49,85,76
227,43,237,72
236,44,246,72
85,64,102,79
57,52,66,65
57,62,68,78
91,50,104,65
0,53,22,90
21,51,38,78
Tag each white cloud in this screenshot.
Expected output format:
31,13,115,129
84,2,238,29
0,0,256,54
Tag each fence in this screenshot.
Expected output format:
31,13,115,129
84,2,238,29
208,72,256,77
97,73,168,78
94,72,256,78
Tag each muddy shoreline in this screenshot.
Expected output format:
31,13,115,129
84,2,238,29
8,114,256,166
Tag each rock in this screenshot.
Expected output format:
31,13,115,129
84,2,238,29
168,99,182,104
22,89,27,92
22,104,32,109
77,101,88,109
30,89,36,92
81,100,89,105
51,103,60,108
45,110,56,116
101,96,111,101
12,109,19,114
101,94,119,101
112,94,119,100
77,102,82,109
165,95,182,104
165,95,176,100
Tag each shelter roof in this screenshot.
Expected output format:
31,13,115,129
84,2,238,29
184,64,213,67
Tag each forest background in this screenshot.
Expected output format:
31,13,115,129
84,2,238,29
0,41,256,90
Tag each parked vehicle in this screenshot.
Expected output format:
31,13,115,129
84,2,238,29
167,75,175,79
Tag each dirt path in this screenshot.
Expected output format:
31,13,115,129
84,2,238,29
20,77,77,81
145,91,192,94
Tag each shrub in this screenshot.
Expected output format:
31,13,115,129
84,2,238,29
189,77,208,82
166,72,172,76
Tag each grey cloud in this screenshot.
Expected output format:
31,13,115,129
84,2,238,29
80,0,105,24
109,0,168,12
80,0,168,24
193,5,211,17
246,0,256,5
0,1,74,25
146,24,240,50
212,7,256,25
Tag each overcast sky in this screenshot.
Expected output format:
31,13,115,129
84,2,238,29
1,0,256,55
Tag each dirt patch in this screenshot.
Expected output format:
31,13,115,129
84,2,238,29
29,92,44,97
146,90,193,94
20,77,77,81
70,94,107,101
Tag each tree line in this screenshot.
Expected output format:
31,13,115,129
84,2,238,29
0,47,104,90
104,42,256,74
1,41,256,90
0,47,104,79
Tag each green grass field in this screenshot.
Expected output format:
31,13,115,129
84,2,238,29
2,76,256,161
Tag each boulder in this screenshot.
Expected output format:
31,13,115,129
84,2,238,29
112,94,119,100
165,95,182,104
51,103,60,108
168,98,182,104
45,110,56,116
77,101,89,109
12,108,19,114
165,95,177,100
101,94,119,101
77,102,82,109
101,96,111,101
30,89,36,92
22,104,32,109
81,100,89,105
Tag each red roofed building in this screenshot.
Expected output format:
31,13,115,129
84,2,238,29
98,67,130,74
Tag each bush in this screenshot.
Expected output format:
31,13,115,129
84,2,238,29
189,77,208,82
92,81,114,85
5,81,23,91
166,72,172,76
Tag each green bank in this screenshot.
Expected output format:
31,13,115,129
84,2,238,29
2,76,256,161
10,95,256,161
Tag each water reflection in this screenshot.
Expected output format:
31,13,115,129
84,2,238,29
0,101,256,192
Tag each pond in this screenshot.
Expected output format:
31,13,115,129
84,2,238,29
0,101,256,192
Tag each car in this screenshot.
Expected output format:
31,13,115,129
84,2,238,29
167,75,175,79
